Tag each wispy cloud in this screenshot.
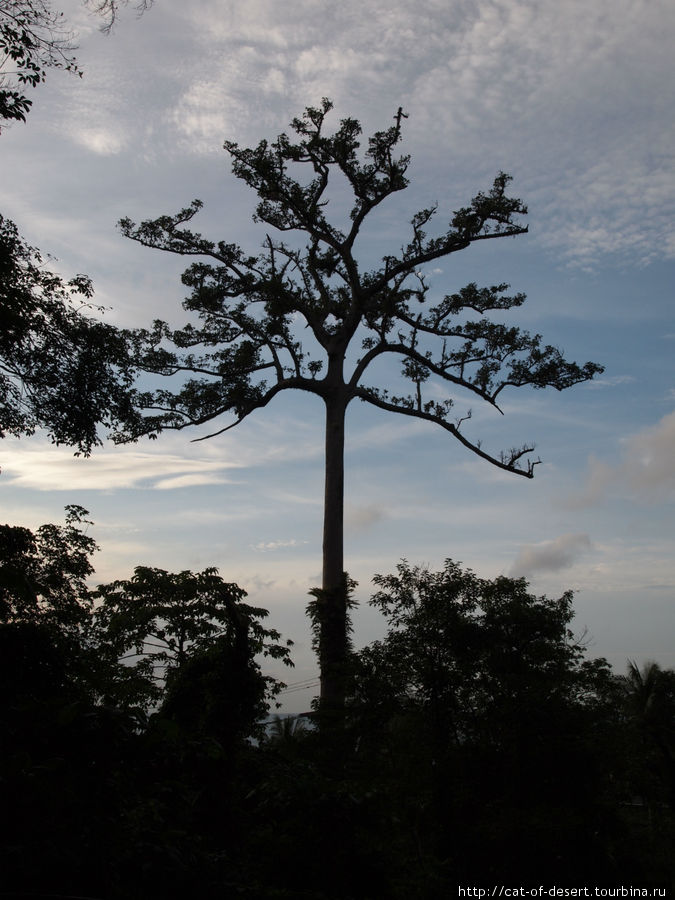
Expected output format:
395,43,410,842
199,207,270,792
585,375,636,389
510,533,592,577
251,538,309,552
72,0,672,268
1,442,243,492
21,0,675,276
153,473,234,490
571,410,675,506
76,126,127,155
345,504,386,533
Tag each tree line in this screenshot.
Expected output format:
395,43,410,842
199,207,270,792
1,508,674,896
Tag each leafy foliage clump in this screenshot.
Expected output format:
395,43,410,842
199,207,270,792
0,215,136,453
0,503,96,629
94,564,294,719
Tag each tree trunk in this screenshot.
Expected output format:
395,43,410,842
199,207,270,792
319,387,348,720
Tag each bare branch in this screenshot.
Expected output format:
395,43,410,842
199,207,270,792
85,0,153,34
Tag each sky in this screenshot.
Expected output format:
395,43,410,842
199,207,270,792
1,0,674,711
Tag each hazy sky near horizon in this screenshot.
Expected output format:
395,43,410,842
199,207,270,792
2,0,674,710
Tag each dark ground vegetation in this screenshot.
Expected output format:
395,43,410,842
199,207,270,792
1,511,674,899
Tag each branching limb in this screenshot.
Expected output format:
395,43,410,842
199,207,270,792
354,385,538,477
349,340,504,409
85,0,153,33
119,202,254,270
190,375,324,442
365,175,528,298
396,283,528,336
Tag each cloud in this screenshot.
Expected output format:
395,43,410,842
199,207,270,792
244,575,277,592
251,539,309,552
159,0,675,267
345,504,386,533
348,416,429,452
572,410,675,506
585,375,636,389
13,0,675,275
1,442,242,492
152,473,234,490
56,50,134,155
510,533,592,577
76,127,127,156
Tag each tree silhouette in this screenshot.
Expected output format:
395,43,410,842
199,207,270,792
118,100,602,716
94,565,294,711
0,215,136,454
0,504,97,632
622,660,675,812
351,559,622,880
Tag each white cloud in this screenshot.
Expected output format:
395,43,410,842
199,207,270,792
244,574,277,592
153,473,234,490
585,375,636,390
251,539,309,552
510,533,592,577
0,442,242,492
76,127,127,155
22,0,675,271
572,410,675,506
347,416,429,451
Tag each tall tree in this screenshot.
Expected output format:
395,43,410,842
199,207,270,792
118,100,603,716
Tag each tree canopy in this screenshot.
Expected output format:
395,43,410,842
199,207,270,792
0,214,136,454
349,559,625,882
119,100,600,476
0,503,97,631
1,511,673,892
356,558,615,738
93,564,294,711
